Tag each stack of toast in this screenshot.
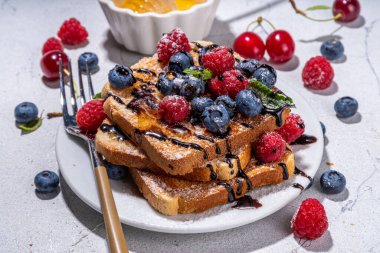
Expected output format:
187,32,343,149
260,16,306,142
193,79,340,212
95,41,295,215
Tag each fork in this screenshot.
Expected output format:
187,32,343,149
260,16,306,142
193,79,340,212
59,59,129,253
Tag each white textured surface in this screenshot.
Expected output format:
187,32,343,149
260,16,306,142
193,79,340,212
0,0,379,252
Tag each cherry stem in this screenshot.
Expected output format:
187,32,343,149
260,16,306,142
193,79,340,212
246,16,276,32
288,0,342,22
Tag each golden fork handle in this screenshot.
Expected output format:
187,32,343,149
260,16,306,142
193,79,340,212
95,165,129,253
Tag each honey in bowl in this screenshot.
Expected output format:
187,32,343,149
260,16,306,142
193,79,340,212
112,0,207,14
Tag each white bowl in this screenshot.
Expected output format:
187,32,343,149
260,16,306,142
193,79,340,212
98,0,220,55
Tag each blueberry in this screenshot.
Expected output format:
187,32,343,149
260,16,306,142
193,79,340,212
34,170,60,193
334,96,358,118
169,51,194,73
103,160,128,180
108,65,136,89
236,59,260,78
179,76,205,100
320,39,344,61
320,121,326,135
236,89,263,117
15,102,38,123
320,170,346,194
157,74,174,95
215,95,236,118
191,97,214,118
78,52,99,73
201,104,230,134
253,64,277,88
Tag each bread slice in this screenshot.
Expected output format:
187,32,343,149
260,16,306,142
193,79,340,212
102,41,291,176
129,148,295,215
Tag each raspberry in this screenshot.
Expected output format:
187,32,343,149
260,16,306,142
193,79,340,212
255,132,286,163
209,70,248,99
76,100,106,133
276,113,305,143
202,47,235,76
158,95,190,125
58,18,88,45
156,28,191,64
291,198,328,240
42,37,63,55
302,56,334,90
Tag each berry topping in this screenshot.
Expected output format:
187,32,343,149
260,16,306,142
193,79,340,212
215,95,236,118
78,52,99,73
156,28,191,64
15,102,38,124
333,0,361,23
276,113,305,144
320,39,344,61
302,56,334,90
179,76,205,100
255,132,286,163
34,170,60,193
57,18,88,45
42,37,63,55
76,99,106,133
202,46,235,76
320,121,326,135
236,59,260,78
320,170,346,194
191,97,214,118
266,30,295,63
233,32,265,60
209,70,248,99
108,65,136,89
40,50,69,80
103,160,128,180
334,96,358,118
157,73,175,95
169,51,194,73
253,64,277,88
201,104,230,135
235,89,262,117
158,95,190,125
291,198,328,240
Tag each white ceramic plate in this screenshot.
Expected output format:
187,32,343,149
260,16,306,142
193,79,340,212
56,83,324,234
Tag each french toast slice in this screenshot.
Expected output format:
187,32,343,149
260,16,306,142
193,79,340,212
102,40,291,176
129,148,295,215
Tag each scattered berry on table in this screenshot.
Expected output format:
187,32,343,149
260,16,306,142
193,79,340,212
236,59,260,78
253,64,277,88
103,160,128,180
215,95,236,118
276,113,305,143
209,70,248,99
320,121,326,135
76,99,106,133
255,132,286,163
15,102,38,123
108,65,136,89
291,198,328,240
158,95,190,125
235,89,262,117
233,32,265,60
333,0,361,23
169,51,194,73
42,37,63,55
57,18,88,46
266,30,295,63
157,27,190,64
179,76,205,100
191,97,214,118
201,104,230,135
78,52,99,73
320,39,344,61
320,170,346,194
202,46,235,76
40,50,69,80
334,96,358,118
34,170,60,193
302,56,334,90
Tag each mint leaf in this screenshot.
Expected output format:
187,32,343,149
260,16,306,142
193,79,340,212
306,5,331,11
183,68,213,82
93,92,102,99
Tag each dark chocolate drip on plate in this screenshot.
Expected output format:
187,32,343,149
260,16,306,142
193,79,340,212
232,195,262,209
292,183,305,191
291,134,317,145
295,167,313,189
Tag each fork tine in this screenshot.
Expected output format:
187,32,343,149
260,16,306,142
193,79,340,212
68,59,78,115
59,59,70,126
86,62,95,99
77,60,86,105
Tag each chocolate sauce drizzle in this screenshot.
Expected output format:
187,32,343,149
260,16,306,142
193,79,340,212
291,134,317,145
206,164,217,180
100,123,126,141
292,183,305,191
133,68,157,77
217,182,235,202
279,162,289,180
262,106,287,127
295,167,313,189
232,195,262,209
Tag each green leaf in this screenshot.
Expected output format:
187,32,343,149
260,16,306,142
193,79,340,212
183,68,213,82
93,92,102,99
18,117,43,134
306,5,331,11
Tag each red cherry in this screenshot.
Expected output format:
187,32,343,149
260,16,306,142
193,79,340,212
266,30,295,63
333,0,361,22
233,32,265,60
40,50,68,80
